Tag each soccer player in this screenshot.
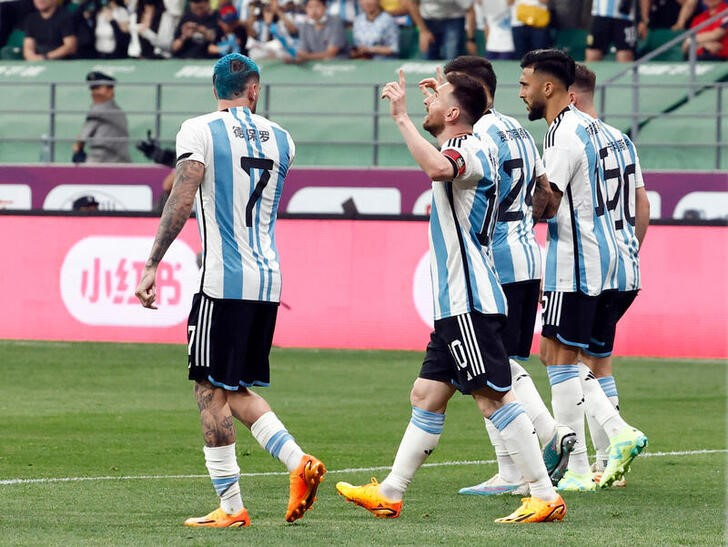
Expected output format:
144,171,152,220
135,53,325,528
518,49,648,491
336,69,566,523
428,56,576,497
568,63,650,485
586,0,651,62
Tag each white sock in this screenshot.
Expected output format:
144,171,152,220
380,407,444,501
510,360,557,446
578,363,628,439
203,443,243,515
485,418,521,483
586,409,610,469
547,365,590,474
250,411,304,472
490,402,556,501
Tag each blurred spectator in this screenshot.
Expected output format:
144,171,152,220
127,0,163,57
171,0,218,58
350,0,399,58
471,0,514,59
510,0,552,59
649,0,697,30
682,0,728,59
72,71,131,163
72,195,100,211
22,0,77,60
209,3,248,55
380,0,410,24
586,0,651,62
76,0,132,58
286,0,347,62
246,0,300,60
327,0,358,26
550,0,587,29
408,0,471,60
148,0,185,57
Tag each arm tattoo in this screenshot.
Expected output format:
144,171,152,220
147,160,204,267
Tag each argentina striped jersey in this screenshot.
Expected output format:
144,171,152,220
594,119,644,291
541,105,619,295
429,134,507,321
591,0,633,20
176,106,295,301
475,109,544,284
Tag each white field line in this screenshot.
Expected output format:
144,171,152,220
1,449,725,487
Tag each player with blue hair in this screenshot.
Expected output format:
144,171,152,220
136,53,325,528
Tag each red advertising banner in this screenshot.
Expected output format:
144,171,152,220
0,216,725,359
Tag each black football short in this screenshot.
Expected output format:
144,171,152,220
419,311,511,395
501,279,540,361
588,15,637,53
187,292,278,390
586,289,638,357
541,290,617,354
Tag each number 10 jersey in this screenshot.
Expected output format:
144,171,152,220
176,106,296,302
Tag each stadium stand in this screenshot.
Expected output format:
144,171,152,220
636,85,728,170
0,28,24,60
0,58,726,169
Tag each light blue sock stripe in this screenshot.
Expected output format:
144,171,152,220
265,430,293,459
598,376,618,398
547,364,580,386
211,475,239,496
410,406,445,435
489,401,525,432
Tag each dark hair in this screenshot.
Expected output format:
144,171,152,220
444,55,497,100
520,49,575,90
445,72,486,127
572,62,596,94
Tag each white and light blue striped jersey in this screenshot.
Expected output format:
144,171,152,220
591,0,633,21
594,119,644,291
474,109,545,285
429,133,507,321
541,105,619,296
176,106,295,302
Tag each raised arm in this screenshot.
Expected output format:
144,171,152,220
381,70,455,181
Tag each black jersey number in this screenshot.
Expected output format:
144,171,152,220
497,158,536,222
594,146,636,229
240,156,274,227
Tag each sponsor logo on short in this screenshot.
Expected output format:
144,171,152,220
60,236,199,327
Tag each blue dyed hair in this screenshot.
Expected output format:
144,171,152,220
213,53,260,100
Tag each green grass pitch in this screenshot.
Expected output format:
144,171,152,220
0,340,725,545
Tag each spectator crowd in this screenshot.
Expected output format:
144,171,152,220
0,0,725,63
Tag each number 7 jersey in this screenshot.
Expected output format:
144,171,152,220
176,106,295,302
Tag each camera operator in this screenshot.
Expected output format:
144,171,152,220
136,130,175,211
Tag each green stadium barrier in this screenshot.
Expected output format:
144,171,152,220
636,86,728,170
0,59,726,168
